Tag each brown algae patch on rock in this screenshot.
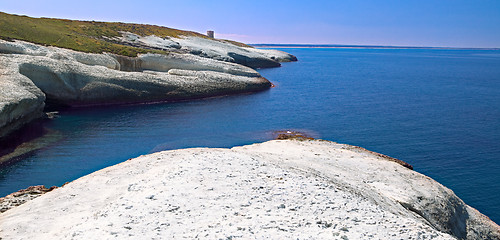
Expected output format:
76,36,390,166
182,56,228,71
272,130,316,140
0,185,57,213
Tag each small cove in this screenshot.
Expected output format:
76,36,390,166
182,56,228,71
1,48,499,224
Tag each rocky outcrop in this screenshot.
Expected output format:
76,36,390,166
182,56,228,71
0,55,46,139
107,32,182,50
0,185,57,213
109,32,298,68
0,39,274,139
1,140,498,239
139,53,261,77
248,48,298,62
0,39,121,69
173,36,297,68
13,55,269,106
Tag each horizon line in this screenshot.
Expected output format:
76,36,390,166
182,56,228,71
249,43,500,50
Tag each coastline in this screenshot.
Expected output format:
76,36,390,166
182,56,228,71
0,88,272,166
1,12,498,238
0,35,296,165
252,44,500,50
0,12,298,147
1,139,498,239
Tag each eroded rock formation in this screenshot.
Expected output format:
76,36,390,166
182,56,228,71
0,38,292,140
109,32,297,68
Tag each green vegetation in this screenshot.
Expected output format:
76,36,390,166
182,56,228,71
0,12,249,57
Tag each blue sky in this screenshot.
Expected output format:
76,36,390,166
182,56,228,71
2,0,500,47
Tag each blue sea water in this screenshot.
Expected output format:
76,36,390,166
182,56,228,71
1,48,499,224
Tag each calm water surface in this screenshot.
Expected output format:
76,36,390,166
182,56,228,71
1,48,499,223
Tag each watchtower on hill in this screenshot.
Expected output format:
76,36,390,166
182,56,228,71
207,30,214,38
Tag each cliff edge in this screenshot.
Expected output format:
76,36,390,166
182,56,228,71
0,12,297,144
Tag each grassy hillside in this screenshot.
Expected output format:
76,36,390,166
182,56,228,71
0,12,250,57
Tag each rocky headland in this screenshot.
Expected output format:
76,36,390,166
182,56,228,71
2,12,498,240
0,12,297,162
1,139,498,239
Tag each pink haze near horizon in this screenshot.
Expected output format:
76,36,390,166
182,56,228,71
2,0,500,48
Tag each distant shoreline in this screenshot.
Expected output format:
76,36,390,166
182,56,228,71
251,44,500,51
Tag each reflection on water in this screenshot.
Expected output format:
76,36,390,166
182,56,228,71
0,128,63,165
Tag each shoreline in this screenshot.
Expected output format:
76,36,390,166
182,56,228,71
0,87,272,167
0,34,296,166
1,130,412,200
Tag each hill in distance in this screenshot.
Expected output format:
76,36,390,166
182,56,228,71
0,12,250,57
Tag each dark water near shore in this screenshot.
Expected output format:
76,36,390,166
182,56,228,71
1,48,500,224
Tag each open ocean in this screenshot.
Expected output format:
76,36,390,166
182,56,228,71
1,47,499,223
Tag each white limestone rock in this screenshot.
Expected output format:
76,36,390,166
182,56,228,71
109,32,182,50
109,32,298,68
249,48,298,62
0,56,45,139
139,53,261,77
0,39,272,138
1,140,498,239
0,39,49,56
174,36,282,68
9,54,270,106
0,40,120,70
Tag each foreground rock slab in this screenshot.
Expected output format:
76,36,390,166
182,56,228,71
1,140,498,239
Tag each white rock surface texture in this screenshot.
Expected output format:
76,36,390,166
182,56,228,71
1,140,498,239
0,54,46,139
174,36,297,68
109,32,297,68
0,39,273,139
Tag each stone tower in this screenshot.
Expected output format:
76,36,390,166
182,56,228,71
207,30,214,38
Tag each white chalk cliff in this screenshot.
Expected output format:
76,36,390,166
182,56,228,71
109,32,297,68
0,37,293,140
0,140,498,239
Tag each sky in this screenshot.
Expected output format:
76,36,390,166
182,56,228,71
2,0,500,48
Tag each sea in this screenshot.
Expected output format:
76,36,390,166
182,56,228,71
1,47,499,224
